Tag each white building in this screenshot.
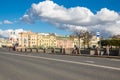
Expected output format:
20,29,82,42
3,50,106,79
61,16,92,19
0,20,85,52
89,35,100,48
9,32,18,44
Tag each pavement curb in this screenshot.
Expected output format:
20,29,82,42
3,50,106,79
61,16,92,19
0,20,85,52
69,54,120,59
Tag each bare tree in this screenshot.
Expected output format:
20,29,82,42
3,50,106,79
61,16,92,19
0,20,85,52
82,31,93,49
73,30,86,54
69,35,75,41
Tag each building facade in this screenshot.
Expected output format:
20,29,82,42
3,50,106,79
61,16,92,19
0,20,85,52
18,31,38,48
18,31,100,49
0,38,12,47
18,32,57,48
56,37,74,48
38,33,56,48
89,36,100,48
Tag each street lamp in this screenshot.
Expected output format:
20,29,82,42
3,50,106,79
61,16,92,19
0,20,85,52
96,32,101,55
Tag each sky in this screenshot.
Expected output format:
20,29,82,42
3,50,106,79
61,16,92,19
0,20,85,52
0,0,120,38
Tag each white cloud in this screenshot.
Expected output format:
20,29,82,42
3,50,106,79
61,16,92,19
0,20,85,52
21,0,120,37
20,14,34,23
0,29,26,38
3,20,13,24
96,8,119,22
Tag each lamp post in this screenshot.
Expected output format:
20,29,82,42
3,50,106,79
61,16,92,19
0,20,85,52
96,32,101,55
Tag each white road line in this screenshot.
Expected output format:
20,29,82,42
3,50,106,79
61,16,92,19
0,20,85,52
110,59,120,62
85,61,95,63
2,53,120,71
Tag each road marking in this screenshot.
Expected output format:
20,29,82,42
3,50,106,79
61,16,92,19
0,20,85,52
85,60,95,63
2,52,120,71
110,59,120,62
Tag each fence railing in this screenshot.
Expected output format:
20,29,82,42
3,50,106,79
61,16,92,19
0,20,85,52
12,47,120,56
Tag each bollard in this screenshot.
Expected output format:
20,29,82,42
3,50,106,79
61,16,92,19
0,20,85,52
20,48,22,52
43,48,46,53
36,48,38,53
62,48,65,54
51,48,54,53
25,48,26,52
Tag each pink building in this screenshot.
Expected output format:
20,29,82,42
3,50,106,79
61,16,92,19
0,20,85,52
57,38,73,48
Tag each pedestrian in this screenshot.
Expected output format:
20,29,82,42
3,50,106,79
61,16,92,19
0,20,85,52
72,45,76,54
106,45,110,56
97,47,100,55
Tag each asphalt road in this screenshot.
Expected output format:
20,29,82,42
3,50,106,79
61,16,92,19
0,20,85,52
0,48,120,80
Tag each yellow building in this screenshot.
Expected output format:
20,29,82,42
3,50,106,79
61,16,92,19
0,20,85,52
0,38,12,47
18,31,99,49
69,36,84,48
18,32,57,48
38,33,56,48
18,31,38,48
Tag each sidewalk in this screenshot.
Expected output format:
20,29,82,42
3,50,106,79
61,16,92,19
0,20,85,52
69,53,120,59
1,47,120,59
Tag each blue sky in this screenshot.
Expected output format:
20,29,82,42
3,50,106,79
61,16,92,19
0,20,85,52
0,0,120,37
